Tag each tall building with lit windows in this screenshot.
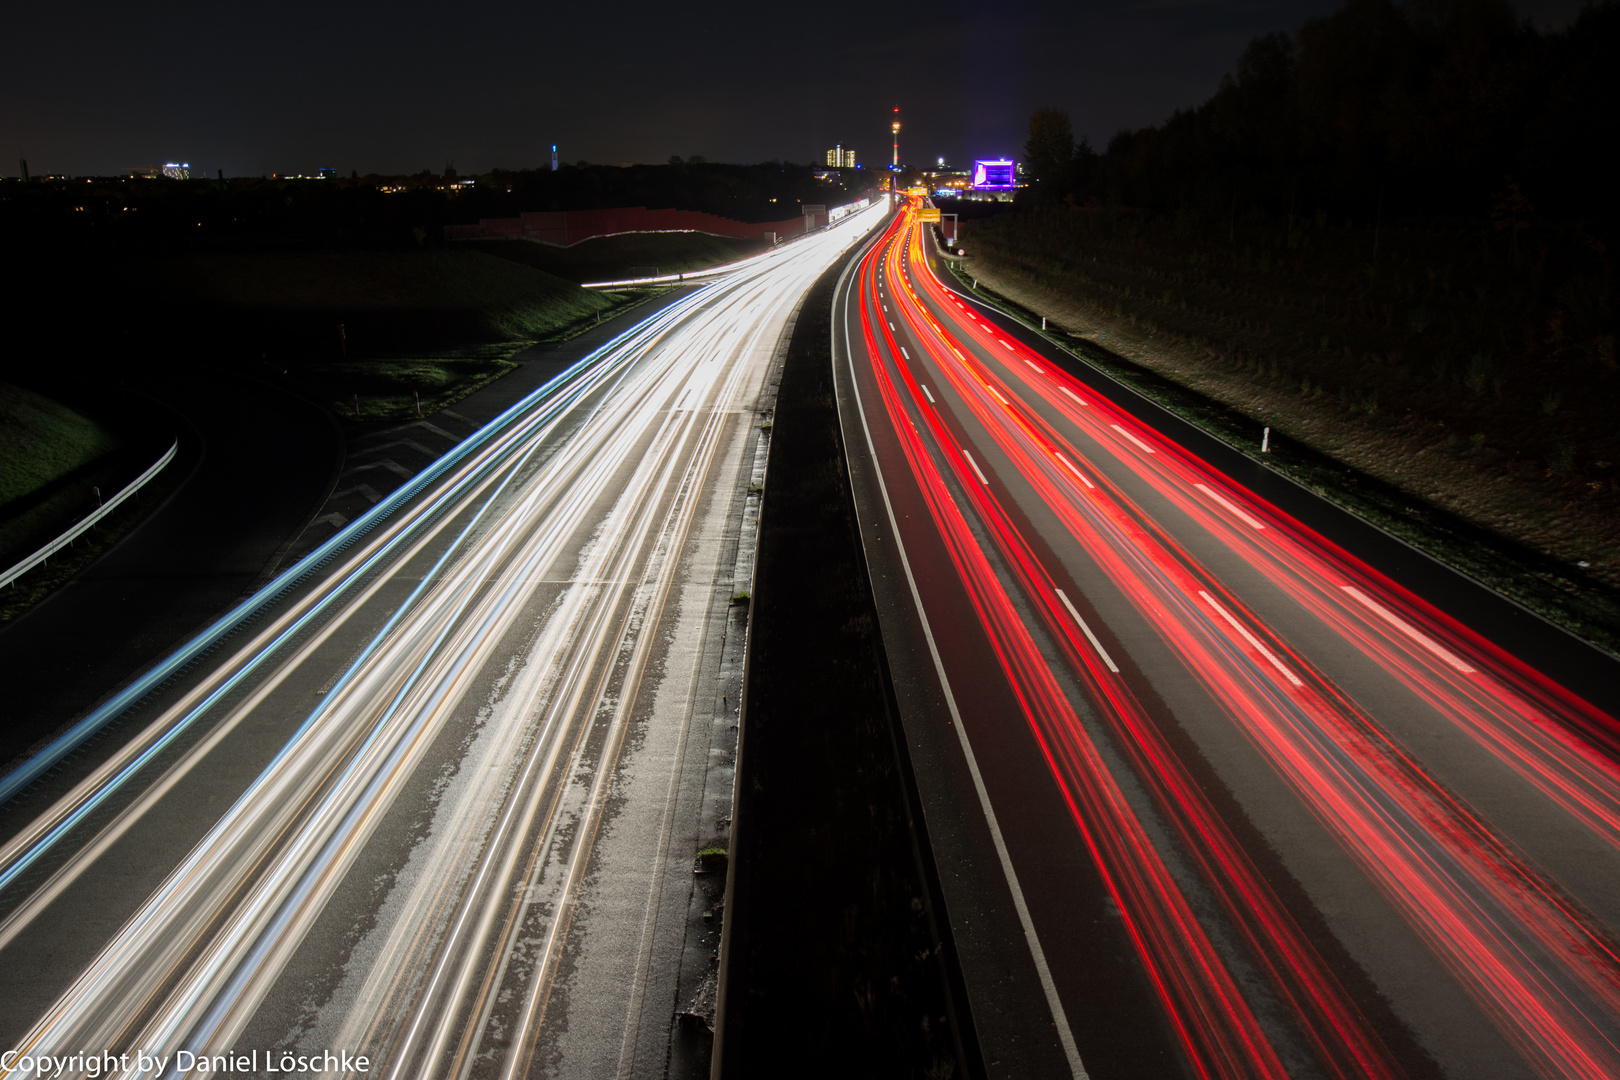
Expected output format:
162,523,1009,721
825,145,856,167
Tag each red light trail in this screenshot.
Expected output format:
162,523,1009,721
848,202,1620,1078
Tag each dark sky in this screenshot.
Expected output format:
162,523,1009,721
4,0,1586,178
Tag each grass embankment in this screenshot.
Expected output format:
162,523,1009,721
0,379,180,626
0,381,123,562
468,231,767,283
957,212,1620,653
140,248,648,421
718,260,972,1077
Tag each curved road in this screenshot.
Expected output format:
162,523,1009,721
833,204,1620,1079
0,369,341,768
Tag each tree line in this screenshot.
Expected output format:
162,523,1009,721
1024,0,1617,230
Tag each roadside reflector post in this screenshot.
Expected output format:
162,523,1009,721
92,486,102,508
1042,316,1047,330
338,323,346,358
1262,426,1271,453
415,390,422,417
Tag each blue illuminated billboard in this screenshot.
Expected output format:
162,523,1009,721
972,159,1016,190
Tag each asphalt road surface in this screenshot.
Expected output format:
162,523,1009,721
0,201,888,1079
0,369,341,767
832,203,1620,1080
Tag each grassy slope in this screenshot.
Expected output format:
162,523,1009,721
951,249,1620,653
138,248,655,421
155,248,617,342
0,381,120,508
0,381,126,562
466,232,767,284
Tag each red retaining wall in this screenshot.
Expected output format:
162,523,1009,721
445,206,821,246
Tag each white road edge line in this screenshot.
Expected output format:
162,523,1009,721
839,250,1088,1079
1054,452,1095,489
1055,590,1119,673
1198,590,1304,687
1110,424,1156,454
1194,483,1266,530
1341,585,1475,674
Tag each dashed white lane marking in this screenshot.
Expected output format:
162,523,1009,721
1024,358,1045,374
1001,340,1015,352
1199,591,1304,687
1111,424,1156,454
990,386,1011,406
1055,452,1095,488
921,384,936,404
889,321,897,332
900,346,910,360
964,451,989,485
1341,585,1475,673
1060,386,1086,406
1056,589,1120,673
1195,483,1266,530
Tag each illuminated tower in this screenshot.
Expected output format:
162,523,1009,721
551,144,559,171
891,106,901,169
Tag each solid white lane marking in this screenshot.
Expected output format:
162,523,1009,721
837,256,1087,1078
1056,589,1119,673
964,451,989,485
1060,386,1086,406
1199,591,1304,686
921,384,935,404
1024,358,1045,374
1111,424,1156,454
1341,585,1475,673
1055,452,1095,488
1194,483,1266,530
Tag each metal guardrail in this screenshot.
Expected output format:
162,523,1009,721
0,439,179,591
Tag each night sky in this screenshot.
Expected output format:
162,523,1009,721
4,0,1587,179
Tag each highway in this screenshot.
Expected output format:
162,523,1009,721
0,198,887,1079
833,202,1620,1079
